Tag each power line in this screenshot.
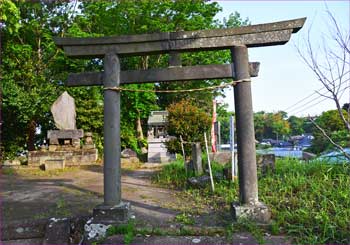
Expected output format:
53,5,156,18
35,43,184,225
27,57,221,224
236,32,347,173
292,86,349,115
285,79,350,114
284,69,350,112
283,85,326,112
292,97,328,115
287,92,325,114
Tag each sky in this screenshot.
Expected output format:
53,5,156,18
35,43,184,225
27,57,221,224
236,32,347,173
214,1,350,117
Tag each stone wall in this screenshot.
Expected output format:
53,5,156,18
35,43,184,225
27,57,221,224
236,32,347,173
209,152,236,165
209,152,274,168
28,149,98,167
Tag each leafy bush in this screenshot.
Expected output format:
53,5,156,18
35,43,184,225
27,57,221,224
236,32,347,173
166,99,211,155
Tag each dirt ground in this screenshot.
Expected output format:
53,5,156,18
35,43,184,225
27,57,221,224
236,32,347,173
0,165,230,229
1,165,291,245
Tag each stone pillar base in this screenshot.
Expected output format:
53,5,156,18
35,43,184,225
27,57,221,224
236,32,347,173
84,202,131,243
92,202,130,225
231,202,271,224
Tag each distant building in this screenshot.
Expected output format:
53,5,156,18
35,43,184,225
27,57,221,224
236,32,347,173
289,134,314,149
261,139,292,148
260,134,313,149
147,111,176,163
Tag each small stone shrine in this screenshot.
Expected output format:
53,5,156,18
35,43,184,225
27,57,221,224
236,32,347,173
147,111,176,163
28,91,98,169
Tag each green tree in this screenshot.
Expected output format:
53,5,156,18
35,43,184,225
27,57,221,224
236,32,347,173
2,0,251,157
254,111,266,141
70,0,249,151
1,1,100,158
271,112,290,140
0,0,21,159
253,111,290,141
157,9,250,111
309,110,349,154
166,99,211,155
1,1,78,157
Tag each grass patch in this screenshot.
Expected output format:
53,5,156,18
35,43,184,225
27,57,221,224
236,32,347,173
106,220,135,244
152,159,193,189
175,213,195,225
1,168,16,175
225,218,265,244
32,198,72,219
259,159,350,244
154,158,350,244
1,166,80,177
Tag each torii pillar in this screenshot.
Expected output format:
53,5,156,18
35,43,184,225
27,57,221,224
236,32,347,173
231,45,270,223
92,53,130,224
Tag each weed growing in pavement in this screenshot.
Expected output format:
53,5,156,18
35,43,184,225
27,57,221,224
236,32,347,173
106,220,135,244
175,212,195,225
55,198,71,217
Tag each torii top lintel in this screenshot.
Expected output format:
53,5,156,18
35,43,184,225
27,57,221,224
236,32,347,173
54,18,306,58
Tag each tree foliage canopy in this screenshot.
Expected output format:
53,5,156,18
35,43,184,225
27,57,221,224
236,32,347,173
166,99,211,155
1,0,249,158
309,110,350,154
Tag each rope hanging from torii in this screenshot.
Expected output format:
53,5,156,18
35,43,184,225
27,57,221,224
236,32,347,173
104,78,251,93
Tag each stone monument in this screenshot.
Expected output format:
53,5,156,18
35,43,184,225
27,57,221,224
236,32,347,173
28,91,98,169
51,91,77,130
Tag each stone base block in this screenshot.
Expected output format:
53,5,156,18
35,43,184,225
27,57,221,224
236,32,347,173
48,145,58,151
92,202,130,225
28,148,98,167
43,218,70,245
44,159,65,170
84,202,130,243
48,129,84,140
231,202,271,224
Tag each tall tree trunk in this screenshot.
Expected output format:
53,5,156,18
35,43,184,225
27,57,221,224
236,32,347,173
136,111,147,153
136,115,144,140
27,120,36,151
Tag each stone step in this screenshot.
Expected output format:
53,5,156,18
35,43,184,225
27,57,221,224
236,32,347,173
1,238,43,245
147,152,174,158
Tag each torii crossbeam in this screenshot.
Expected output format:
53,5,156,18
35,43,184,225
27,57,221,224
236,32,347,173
54,17,305,225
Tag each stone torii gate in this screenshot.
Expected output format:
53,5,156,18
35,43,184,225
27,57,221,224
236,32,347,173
54,17,305,224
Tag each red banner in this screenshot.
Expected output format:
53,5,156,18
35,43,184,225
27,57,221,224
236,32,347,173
211,100,217,152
